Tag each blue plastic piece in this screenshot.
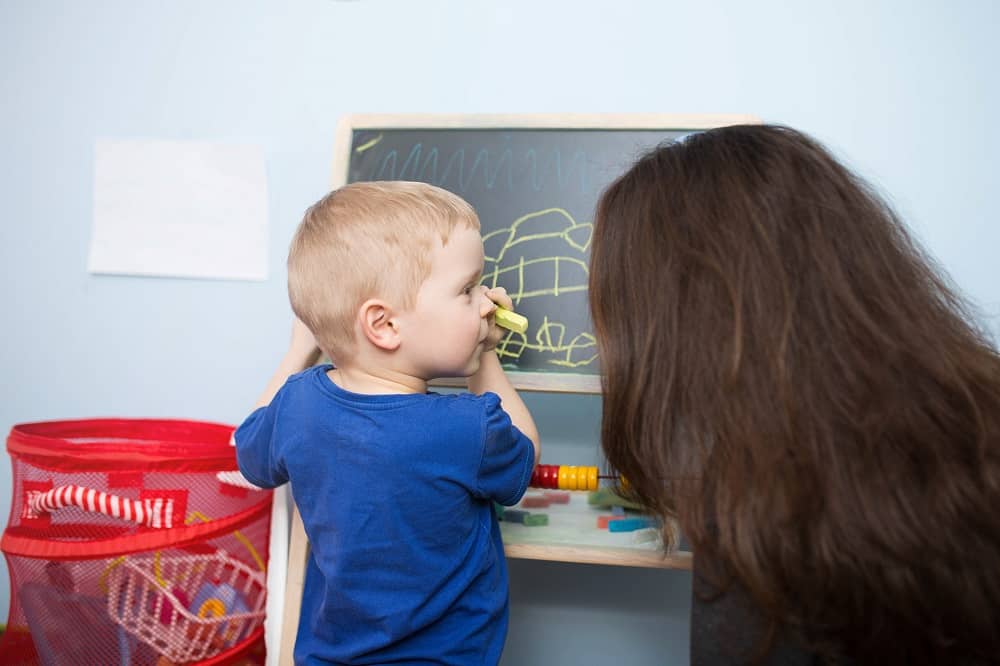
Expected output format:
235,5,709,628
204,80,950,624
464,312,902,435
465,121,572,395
607,517,657,533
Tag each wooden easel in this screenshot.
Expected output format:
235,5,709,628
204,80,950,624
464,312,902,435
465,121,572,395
272,113,758,664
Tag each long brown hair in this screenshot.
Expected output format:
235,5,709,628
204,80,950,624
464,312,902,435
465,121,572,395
589,125,1000,664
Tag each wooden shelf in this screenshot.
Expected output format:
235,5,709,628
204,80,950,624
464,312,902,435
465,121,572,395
504,542,691,569
499,491,692,570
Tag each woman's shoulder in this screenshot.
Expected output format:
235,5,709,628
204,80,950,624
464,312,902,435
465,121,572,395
691,551,857,666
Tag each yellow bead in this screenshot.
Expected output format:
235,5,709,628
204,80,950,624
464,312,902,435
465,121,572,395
555,465,601,490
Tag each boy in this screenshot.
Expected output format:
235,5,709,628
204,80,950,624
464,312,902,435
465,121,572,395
235,181,540,665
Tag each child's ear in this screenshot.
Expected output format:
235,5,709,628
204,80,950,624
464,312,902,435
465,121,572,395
358,299,401,351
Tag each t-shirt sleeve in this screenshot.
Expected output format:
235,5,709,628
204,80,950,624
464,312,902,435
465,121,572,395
234,402,287,489
474,393,535,506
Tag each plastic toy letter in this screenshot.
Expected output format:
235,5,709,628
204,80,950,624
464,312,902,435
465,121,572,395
88,139,269,281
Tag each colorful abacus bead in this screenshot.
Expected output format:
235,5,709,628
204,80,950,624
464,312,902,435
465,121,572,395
542,465,559,488
557,465,573,490
529,464,600,491
564,465,600,491
530,464,559,489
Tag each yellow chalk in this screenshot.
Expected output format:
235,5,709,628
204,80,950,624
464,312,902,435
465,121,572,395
494,306,528,334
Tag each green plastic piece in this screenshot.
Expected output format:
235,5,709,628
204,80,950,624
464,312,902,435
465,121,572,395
523,513,548,526
587,488,644,510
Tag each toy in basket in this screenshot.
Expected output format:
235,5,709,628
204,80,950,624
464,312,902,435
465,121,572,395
106,549,266,663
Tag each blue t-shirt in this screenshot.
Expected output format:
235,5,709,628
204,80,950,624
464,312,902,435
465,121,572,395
235,365,535,665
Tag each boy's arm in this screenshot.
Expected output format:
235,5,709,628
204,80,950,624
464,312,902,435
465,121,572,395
468,352,540,467
469,287,540,467
254,317,323,408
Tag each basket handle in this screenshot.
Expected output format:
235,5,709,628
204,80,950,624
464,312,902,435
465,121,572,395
24,484,176,528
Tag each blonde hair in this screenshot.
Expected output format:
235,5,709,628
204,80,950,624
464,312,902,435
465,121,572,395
288,181,480,364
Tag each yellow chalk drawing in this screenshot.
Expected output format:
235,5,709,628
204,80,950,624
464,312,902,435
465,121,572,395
482,208,597,369
355,134,384,154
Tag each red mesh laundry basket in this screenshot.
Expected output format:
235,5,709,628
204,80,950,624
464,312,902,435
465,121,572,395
0,419,272,666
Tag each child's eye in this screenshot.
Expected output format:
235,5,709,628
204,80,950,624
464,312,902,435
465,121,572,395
463,285,474,296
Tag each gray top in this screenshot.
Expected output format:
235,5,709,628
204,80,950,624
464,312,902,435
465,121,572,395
690,552,856,666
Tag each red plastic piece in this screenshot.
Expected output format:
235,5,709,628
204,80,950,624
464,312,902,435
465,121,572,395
597,515,626,529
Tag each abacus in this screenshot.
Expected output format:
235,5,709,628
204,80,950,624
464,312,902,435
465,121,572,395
528,464,618,492
511,465,648,533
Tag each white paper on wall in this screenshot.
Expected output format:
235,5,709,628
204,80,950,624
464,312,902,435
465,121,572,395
88,139,269,281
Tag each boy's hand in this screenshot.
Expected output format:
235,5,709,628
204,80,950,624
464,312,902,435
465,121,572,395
482,286,513,353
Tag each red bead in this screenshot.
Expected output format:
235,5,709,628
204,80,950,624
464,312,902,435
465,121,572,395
543,465,559,488
534,465,549,488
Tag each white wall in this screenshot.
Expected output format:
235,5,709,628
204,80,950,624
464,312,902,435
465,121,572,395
1,1,997,663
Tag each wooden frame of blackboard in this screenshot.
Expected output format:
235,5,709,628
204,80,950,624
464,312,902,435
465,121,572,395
274,113,760,666
329,113,759,395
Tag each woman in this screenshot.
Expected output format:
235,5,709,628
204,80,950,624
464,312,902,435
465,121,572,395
588,125,1000,665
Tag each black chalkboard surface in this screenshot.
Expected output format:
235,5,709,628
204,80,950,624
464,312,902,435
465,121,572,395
332,115,757,392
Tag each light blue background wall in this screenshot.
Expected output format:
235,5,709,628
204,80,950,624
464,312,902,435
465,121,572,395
1,1,997,663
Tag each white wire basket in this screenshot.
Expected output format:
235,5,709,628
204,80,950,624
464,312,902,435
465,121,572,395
106,551,267,663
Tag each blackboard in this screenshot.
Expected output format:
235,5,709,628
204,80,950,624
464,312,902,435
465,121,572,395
332,115,757,392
